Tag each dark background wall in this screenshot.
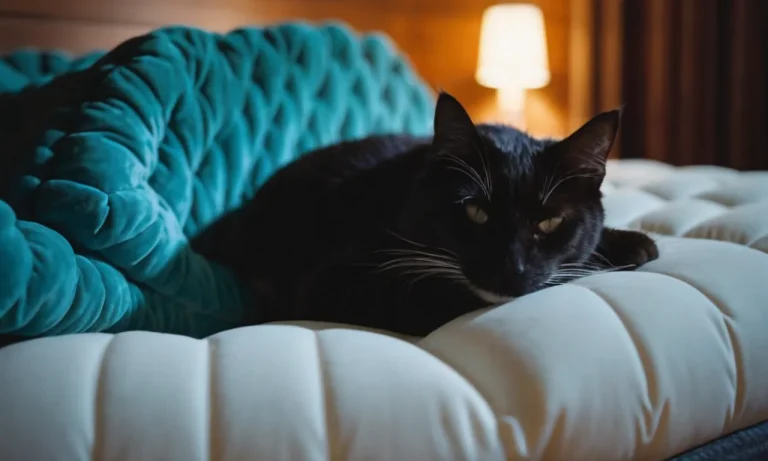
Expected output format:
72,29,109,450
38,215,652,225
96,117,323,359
2,0,765,168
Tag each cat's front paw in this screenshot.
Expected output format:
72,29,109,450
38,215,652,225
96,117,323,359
599,229,659,270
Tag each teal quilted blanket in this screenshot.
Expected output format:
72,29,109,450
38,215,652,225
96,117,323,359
0,23,434,338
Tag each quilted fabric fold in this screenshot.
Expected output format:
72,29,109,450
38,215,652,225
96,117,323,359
0,49,104,93
0,22,435,338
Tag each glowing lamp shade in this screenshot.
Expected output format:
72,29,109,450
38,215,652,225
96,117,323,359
476,3,550,127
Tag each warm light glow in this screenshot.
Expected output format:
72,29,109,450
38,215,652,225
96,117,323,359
476,3,551,90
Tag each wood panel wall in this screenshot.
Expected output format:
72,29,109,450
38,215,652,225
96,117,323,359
0,0,573,137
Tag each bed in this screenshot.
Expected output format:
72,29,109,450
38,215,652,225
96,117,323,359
0,23,766,461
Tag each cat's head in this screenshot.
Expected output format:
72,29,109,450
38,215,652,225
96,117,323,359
397,91,620,303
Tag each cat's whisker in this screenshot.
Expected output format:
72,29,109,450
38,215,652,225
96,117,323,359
392,268,466,287
590,251,614,267
394,266,463,275
568,261,634,273
550,273,593,277
545,262,636,286
378,257,459,270
377,248,458,263
438,152,478,178
559,261,604,269
445,165,490,200
605,264,636,271
556,264,603,271
548,273,596,280
539,161,561,202
375,261,460,274
553,268,606,275
556,265,606,273
386,230,430,248
472,141,493,196
379,263,463,275
437,126,493,197
540,173,554,201
557,266,603,273
385,231,458,257
436,152,492,200
373,248,470,286
541,171,603,205
375,225,472,285
374,255,462,273
400,268,467,284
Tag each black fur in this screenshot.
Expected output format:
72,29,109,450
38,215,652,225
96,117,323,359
192,92,658,336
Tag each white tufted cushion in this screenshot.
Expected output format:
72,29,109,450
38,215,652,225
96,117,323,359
1,160,767,461
603,159,768,252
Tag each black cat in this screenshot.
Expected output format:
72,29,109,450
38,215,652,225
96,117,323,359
192,92,659,336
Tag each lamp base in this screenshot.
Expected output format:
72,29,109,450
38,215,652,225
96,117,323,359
497,88,527,131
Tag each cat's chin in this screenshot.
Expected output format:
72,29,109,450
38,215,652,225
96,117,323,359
468,285,516,305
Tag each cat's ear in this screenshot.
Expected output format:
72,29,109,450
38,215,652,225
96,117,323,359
550,107,622,178
432,91,481,151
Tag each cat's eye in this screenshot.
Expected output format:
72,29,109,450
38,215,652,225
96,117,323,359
465,201,489,225
538,216,564,234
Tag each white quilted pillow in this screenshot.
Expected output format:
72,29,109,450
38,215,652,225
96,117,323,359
1,237,767,461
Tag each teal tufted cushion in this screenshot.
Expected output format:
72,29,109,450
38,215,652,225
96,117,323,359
0,22,434,338
0,50,104,93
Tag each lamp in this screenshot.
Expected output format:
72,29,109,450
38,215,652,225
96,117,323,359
476,3,550,129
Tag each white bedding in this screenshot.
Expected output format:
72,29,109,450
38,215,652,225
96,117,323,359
1,159,767,461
